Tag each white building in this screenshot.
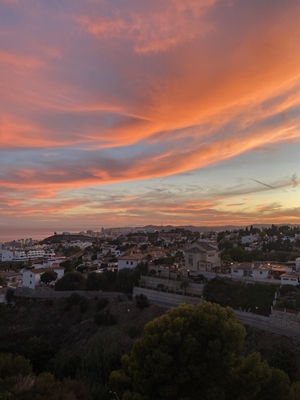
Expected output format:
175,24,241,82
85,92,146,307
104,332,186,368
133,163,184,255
13,249,45,261
241,234,258,244
280,272,300,286
230,262,271,281
22,267,64,289
44,250,56,259
0,250,14,262
118,254,146,271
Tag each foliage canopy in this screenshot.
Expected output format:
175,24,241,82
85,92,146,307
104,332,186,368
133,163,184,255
110,302,300,400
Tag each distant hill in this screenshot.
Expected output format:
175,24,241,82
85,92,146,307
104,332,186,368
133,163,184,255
39,234,97,244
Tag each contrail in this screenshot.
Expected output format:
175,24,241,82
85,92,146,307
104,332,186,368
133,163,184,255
251,179,275,189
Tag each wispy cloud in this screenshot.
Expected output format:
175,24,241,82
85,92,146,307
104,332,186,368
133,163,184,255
0,0,299,229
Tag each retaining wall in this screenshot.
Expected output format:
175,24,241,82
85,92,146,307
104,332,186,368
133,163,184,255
133,287,203,307
13,286,127,300
269,306,300,332
140,276,205,295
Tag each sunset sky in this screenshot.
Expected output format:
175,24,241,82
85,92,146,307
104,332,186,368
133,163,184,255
0,0,300,240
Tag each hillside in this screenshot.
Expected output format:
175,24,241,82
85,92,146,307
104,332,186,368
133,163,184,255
1,296,300,398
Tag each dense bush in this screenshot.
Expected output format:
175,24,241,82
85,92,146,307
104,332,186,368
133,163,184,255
86,272,108,291
97,298,109,311
271,346,296,381
67,293,82,305
79,297,88,313
55,272,86,291
204,278,278,315
93,310,118,326
115,268,140,294
135,294,149,310
5,288,15,304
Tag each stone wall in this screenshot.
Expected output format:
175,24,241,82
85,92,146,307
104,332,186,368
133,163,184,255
269,306,300,332
133,287,203,307
140,276,205,296
13,286,127,300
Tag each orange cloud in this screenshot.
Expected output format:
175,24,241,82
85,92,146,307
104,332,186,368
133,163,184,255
1,0,300,228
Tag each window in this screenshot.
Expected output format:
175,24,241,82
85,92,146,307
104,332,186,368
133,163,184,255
30,281,32,284
233,269,238,273
131,261,133,265
30,274,32,277
126,261,129,264
188,255,193,266
260,271,263,274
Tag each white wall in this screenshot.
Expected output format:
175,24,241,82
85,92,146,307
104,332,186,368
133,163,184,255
281,276,299,286
242,234,257,244
0,250,14,262
118,259,139,270
22,271,39,289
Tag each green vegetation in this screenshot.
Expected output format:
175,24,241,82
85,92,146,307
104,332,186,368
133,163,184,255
271,346,296,381
86,272,108,291
97,298,109,310
0,304,9,319
5,288,14,304
135,294,149,310
40,270,58,285
55,272,86,291
94,309,118,326
110,302,300,400
115,268,140,294
204,278,278,315
0,353,89,399
275,285,300,311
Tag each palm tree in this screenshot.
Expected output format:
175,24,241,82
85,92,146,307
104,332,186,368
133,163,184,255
180,280,189,295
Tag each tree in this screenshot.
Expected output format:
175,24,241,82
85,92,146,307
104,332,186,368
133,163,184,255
110,303,245,399
5,288,14,304
21,337,56,374
59,259,75,273
55,272,86,291
115,269,140,294
110,303,300,400
180,280,189,295
40,271,58,285
86,272,108,291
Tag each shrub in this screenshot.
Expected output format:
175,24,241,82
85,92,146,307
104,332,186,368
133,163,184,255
135,294,149,310
86,272,108,291
0,303,9,318
279,285,297,297
94,310,118,326
67,293,82,305
124,323,142,339
44,299,53,308
5,288,14,304
271,346,296,380
79,298,88,313
55,272,86,291
97,298,109,311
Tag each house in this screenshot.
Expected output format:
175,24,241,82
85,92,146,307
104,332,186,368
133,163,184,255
22,267,64,289
0,250,14,262
184,242,221,275
118,253,146,271
241,234,258,244
230,262,271,281
280,272,300,286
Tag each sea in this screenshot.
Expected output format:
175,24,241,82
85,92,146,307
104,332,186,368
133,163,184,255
0,225,105,243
